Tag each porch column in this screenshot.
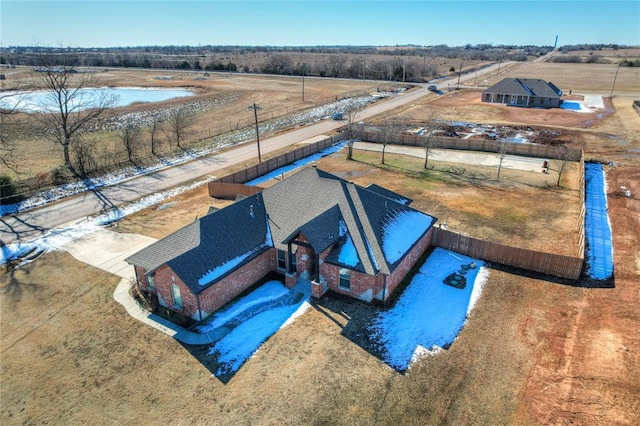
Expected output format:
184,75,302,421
287,241,294,273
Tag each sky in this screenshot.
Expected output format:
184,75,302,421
1,1,639,48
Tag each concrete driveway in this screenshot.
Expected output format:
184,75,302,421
58,227,156,278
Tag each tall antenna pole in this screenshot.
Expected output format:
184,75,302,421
248,103,262,162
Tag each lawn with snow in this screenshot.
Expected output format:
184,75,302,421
245,141,347,186
584,163,613,279
370,248,488,371
203,280,310,378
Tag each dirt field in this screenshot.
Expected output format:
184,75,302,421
2,62,639,424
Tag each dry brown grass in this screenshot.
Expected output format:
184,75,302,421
0,250,558,425
480,61,640,93
2,58,639,426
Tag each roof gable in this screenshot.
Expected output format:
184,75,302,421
126,194,272,294
264,167,436,275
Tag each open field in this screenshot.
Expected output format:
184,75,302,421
1,60,639,424
2,68,379,181
479,61,640,93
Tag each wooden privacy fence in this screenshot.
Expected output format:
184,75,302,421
431,228,584,280
353,130,583,161
208,183,263,199
213,135,341,185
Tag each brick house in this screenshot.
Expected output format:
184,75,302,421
126,167,437,321
481,78,563,108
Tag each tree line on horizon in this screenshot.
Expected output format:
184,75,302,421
1,44,547,82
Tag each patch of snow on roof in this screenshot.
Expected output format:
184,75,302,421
382,210,433,264
198,212,272,287
198,246,263,287
337,233,359,267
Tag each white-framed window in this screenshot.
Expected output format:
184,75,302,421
171,283,183,310
339,268,351,290
277,249,287,271
146,271,155,290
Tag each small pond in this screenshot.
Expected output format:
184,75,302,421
0,87,194,112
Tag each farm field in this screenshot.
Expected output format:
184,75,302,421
1,58,640,424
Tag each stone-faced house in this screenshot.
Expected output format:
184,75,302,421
481,78,563,108
126,167,437,321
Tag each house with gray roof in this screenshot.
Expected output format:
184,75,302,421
482,78,563,108
126,167,437,321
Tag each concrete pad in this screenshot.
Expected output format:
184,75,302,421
354,142,547,173
59,228,157,278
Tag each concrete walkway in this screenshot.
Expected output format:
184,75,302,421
59,227,218,344
60,226,312,345
354,142,547,173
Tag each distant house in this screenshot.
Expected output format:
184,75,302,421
126,167,437,321
481,78,563,108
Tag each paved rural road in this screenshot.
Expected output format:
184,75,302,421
1,62,510,245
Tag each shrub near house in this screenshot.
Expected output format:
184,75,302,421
127,167,437,322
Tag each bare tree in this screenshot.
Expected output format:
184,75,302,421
423,113,438,169
556,144,571,187
264,54,293,75
0,90,30,172
497,141,508,178
165,105,195,149
118,124,142,163
149,118,162,155
34,62,117,173
71,138,98,176
327,55,347,78
379,116,401,165
344,106,358,160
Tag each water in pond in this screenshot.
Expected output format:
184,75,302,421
0,87,194,112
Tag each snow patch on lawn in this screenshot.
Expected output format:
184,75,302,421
370,248,486,371
196,281,289,333
245,141,347,186
204,280,310,377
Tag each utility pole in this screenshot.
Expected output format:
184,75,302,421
610,63,621,98
301,63,306,101
248,103,262,163
456,61,463,88
402,58,406,83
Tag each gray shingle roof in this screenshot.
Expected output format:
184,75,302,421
262,167,436,275
127,167,437,290
483,78,562,98
126,194,271,294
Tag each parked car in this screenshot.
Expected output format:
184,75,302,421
428,85,438,92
